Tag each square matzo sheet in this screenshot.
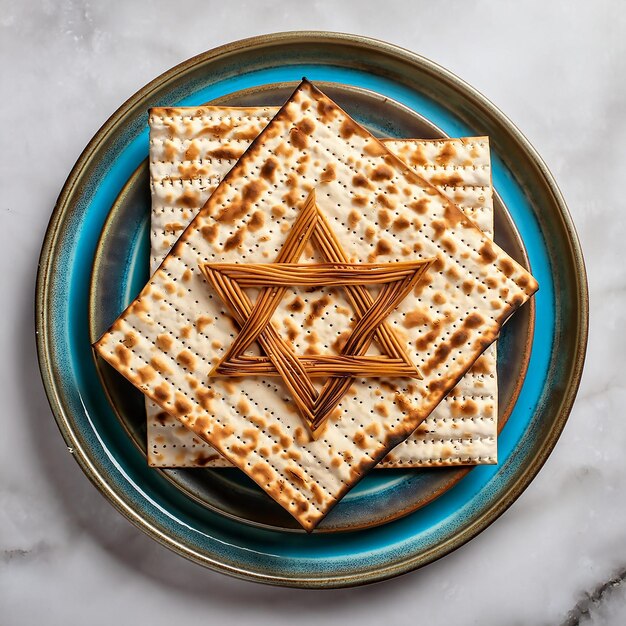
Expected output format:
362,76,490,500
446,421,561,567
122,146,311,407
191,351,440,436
146,105,499,469
95,81,537,530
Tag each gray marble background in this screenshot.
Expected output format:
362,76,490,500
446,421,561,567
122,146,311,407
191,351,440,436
2,1,624,624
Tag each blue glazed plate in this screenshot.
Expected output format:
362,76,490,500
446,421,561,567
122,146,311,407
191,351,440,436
36,32,587,587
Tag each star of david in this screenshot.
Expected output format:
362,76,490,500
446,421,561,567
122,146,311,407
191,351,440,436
199,190,433,435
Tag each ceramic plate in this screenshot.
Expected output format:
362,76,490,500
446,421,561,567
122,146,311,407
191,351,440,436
36,32,587,587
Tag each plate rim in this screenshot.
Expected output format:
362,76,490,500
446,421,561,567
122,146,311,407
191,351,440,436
35,31,588,588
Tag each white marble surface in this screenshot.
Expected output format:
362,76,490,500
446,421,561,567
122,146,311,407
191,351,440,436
1,0,624,623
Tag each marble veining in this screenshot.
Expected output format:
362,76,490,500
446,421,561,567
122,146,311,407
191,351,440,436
2,0,624,624
562,570,626,625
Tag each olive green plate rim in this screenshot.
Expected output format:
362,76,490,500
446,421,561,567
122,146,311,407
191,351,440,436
35,32,588,587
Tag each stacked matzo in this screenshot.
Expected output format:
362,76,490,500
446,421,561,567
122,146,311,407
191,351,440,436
147,107,498,469
95,80,537,530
